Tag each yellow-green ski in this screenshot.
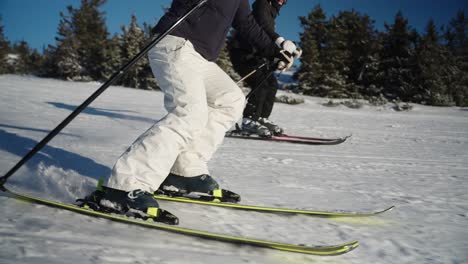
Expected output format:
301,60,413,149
3,187,358,256
154,194,395,217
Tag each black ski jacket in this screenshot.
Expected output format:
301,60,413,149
233,0,280,52
251,0,280,41
153,0,277,61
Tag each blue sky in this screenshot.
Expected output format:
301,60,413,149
1,0,466,51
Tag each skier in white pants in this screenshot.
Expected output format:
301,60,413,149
82,0,295,218
107,35,246,193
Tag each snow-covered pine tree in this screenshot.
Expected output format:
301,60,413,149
297,7,381,99
414,19,455,106
70,0,109,81
316,12,357,98
359,33,384,98
102,34,122,80
54,12,82,80
9,41,42,75
118,15,146,89
139,22,159,90
446,11,468,73
340,11,380,97
379,11,418,102
0,18,11,74
296,5,326,96
445,10,468,106
323,10,380,98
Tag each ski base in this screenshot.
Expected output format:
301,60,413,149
3,187,358,256
154,192,394,217
225,130,350,145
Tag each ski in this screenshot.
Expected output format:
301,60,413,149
3,187,358,256
155,192,394,217
225,130,350,145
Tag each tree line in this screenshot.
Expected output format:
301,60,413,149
0,0,157,89
294,6,467,106
0,1,467,106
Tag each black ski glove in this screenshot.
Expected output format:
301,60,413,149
262,43,295,70
273,49,294,70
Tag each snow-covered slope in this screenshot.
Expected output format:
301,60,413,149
0,75,467,264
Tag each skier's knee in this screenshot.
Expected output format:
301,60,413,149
187,106,209,132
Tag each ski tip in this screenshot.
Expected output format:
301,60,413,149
156,209,179,225
379,205,395,214
340,134,352,140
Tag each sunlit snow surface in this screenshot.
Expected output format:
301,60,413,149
0,75,467,264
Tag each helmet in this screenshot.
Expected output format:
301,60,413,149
270,0,287,10
270,0,287,5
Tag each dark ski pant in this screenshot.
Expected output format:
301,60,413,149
229,48,278,121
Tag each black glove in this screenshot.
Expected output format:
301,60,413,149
262,43,296,70
273,49,294,70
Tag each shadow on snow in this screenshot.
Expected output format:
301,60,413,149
0,123,79,138
47,102,158,123
0,129,111,181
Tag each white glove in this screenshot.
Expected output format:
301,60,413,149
275,37,297,54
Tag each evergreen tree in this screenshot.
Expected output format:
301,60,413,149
379,11,418,101
69,0,109,81
297,7,379,98
445,10,468,106
140,22,159,90
102,34,122,80
340,11,380,97
322,10,380,98
119,15,146,88
9,41,42,75
320,13,351,97
0,17,11,74
296,5,326,95
39,45,60,78
415,19,455,106
359,32,384,98
446,11,468,72
54,12,82,80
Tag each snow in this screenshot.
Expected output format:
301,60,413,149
1,74,467,264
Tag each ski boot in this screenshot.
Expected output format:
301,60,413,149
76,186,179,225
258,117,284,136
156,173,241,203
241,117,272,138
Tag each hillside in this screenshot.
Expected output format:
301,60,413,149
0,75,467,264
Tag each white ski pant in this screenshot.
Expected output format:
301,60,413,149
107,35,245,192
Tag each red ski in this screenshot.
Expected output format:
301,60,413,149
225,131,350,145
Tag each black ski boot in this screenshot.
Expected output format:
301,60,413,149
158,173,220,194
258,117,283,136
241,117,272,137
156,173,241,203
76,186,179,225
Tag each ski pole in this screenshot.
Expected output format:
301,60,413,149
234,61,276,100
242,48,301,99
236,62,268,85
0,0,208,188
245,70,275,99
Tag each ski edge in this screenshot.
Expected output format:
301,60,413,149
225,132,350,145
2,187,358,256
280,134,352,142
155,195,394,217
